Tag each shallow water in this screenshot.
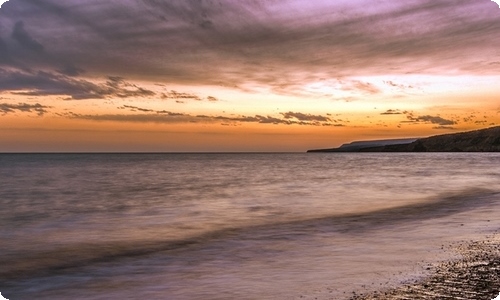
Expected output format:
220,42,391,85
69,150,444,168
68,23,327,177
1,153,499,299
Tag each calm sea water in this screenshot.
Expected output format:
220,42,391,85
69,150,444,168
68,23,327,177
1,153,499,299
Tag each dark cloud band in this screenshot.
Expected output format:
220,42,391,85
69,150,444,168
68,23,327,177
0,0,499,91
65,110,337,127
0,69,155,99
0,102,50,116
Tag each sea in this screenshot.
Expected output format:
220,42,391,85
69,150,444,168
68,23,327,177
1,153,499,299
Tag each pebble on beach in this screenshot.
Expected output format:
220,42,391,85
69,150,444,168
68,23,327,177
348,238,500,300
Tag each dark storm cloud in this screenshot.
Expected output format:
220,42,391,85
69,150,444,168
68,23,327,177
0,37,7,55
0,102,50,115
11,21,44,52
0,69,155,99
57,64,85,77
0,0,499,91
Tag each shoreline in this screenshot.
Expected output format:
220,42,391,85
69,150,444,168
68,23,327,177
348,234,500,300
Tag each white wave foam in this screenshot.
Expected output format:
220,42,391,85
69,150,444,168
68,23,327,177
492,0,500,8
0,292,9,300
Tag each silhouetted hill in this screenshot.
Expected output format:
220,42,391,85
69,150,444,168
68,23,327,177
307,138,417,152
307,126,500,152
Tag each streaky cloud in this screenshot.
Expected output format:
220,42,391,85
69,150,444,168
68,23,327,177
401,111,457,126
0,102,50,116
161,90,201,101
381,109,403,115
66,110,338,127
281,112,331,122
0,69,155,100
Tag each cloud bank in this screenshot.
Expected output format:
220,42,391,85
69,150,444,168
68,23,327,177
0,0,499,94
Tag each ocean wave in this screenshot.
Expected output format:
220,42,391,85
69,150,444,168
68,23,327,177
2,188,498,282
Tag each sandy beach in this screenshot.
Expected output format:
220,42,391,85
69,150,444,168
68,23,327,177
349,234,500,300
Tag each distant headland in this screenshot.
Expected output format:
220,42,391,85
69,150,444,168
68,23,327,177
307,126,500,152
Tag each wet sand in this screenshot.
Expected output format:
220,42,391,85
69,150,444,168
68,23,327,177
349,235,500,300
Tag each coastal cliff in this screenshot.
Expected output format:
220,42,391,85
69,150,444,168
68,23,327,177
308,126,500,152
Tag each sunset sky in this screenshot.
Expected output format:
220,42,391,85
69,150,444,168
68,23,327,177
0,0,499,152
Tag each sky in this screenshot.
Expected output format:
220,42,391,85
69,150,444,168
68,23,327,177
0,0,499,152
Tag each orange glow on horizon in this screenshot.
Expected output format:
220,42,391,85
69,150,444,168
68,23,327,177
1,1,499,151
